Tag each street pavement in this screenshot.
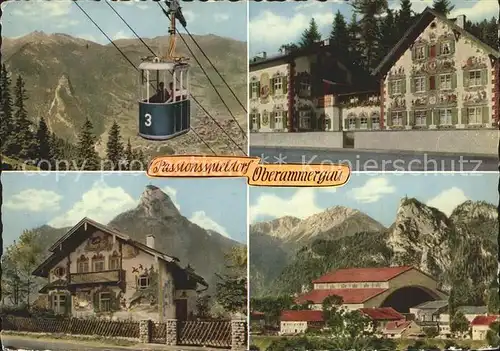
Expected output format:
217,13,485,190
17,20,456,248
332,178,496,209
250,147,498,172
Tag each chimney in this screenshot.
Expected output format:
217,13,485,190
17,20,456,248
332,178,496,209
456,15,466,29
146,235,155,249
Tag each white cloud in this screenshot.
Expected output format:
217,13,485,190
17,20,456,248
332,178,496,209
426,187,469,216
11,1,71,19
249,187,336,223
449,0,497,22
183,10,197,24
77,34,99,43
161,186,180,211
189,211,230,239
213,13,230,22
5,189,62,212
55,19,79,29
249,10,334,52
49,181,137,228
350,177,396,203
112,30,131,41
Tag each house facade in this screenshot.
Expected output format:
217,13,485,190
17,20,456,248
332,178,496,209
382,320,422,339
471,315,499,340
296,266,446,312
249,42,364,133
33,217,207,321
279,310,324,335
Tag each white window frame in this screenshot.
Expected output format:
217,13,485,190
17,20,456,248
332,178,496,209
273,77,283,94
414,77,425,93
78,260,89,273
469,70,481,87
439,74,451,90
274,110,283,127
467,107,482,124
251,83,258,98
392,111,403,126
99,292,111,312
93,259,105,272
348,118,356,130
415,46,425,60
299,77,311,96
251,113,258,129
53,294,66,314
138,276,150,290
415,110,426,126
371,117,379,129
392,80,402,94
441,41,451,55
299,110,311,129
360,117,368,129
109,256,120,270
439,108,452,125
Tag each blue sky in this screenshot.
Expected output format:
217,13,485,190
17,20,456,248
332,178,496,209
1,0,247,44
2,172,248,248
249,173,498,225
249,0,496,57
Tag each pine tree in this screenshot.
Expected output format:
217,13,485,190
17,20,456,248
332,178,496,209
347,14,363,69
396,0,413,38
125,138,134,171
432,0,455,16
106,120,124,171
378,8,397,62
36,117,51,169
0,64,13,151
330,11,350,59
76,119,100,171
299,18,322,48
6,75,36,159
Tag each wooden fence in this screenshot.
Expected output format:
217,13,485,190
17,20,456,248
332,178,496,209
2,315,140,339
177,320,232,348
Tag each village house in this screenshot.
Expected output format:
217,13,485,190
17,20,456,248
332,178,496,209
382,320,422,339
296,266,446,313
360,307,406,333
249,41,377,134
409,300,448,323
471,315,499,341
32,217,207,321
279,310,324,335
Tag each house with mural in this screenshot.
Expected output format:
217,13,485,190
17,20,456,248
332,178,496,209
32,217,207,321
249,41,377,134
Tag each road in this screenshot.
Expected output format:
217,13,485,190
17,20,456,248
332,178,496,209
250,147,498,172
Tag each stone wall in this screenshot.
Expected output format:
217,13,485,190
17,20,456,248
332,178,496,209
353,129,497,155
250,132,344,149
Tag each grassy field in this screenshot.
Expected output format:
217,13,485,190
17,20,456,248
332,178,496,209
250,335,488,351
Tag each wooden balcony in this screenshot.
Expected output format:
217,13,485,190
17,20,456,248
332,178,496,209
69,270,122,285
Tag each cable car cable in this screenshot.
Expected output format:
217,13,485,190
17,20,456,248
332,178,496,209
73,1,218,155
159,2,247,114
99,3,246,154
157,2,248,140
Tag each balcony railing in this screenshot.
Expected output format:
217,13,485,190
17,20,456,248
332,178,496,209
69,270,122,285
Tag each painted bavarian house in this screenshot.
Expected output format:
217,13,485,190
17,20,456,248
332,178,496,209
250,7,498,154
33,217,207,321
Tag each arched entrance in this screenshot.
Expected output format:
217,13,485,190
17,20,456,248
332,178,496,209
381,286,440,313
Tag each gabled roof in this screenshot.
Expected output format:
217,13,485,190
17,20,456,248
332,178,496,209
471,315,499,326
281,310,324,322
373,7,500,77
384,320,414,332
312,266,414,283
360,307,405,321
296,288,387,304
32,217,207,287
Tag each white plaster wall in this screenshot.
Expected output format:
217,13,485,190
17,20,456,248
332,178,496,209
354,129,497,155
472,325,489,340
280,321,308,334
250,63,290,132
251,132,343,149
384,17,494,128
49,257,69,283
120,243,157,302
342,105,381,130
317,105,341,131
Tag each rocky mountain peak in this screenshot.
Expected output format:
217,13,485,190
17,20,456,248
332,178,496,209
450,200,497,222
251,216,301,239
138,185,181,218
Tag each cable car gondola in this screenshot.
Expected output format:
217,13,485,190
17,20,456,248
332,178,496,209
138,0,190,140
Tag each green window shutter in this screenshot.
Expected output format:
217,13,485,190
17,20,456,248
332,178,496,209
257,113,261,129
481,69,488,85
434,110,440,126
283,111,288,130
451,73,457,89
387,110,392,126
388,81,393,95
367,116,373,129
343,118,348,130
410,78,415,93
64,292,71,315
411,47,416,60
426,76,430,91
461,108,468,125
482,106,490,124
249,83,253,99
403,111,408,126
409,110,415,126
256,82,261,97
111,291,120,311
436,76,441,90
283,76,288,94
93,292,100,312
463,71,469,87
426,109,432,126
401,80,407,94
425,45,430,58
451,108,458,125
437,42,442,56
355,118,360,129
270,112,275,128
270,78,275,96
